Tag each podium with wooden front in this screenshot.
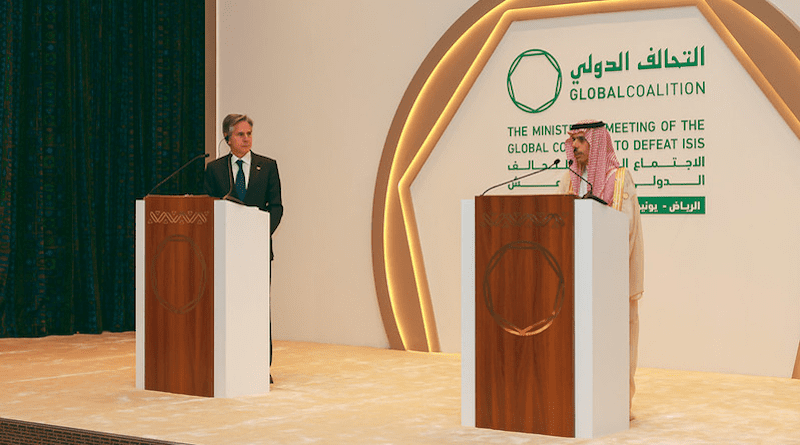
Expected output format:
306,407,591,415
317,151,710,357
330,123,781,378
135,195,271,398
461,194,629,438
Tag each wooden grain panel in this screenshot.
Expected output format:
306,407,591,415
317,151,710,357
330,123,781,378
475,194,574,436
144,195,215,397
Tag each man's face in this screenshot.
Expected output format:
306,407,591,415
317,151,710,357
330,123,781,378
571,132,590,169
227,121,252,158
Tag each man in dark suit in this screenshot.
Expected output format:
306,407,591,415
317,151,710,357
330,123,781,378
204,113,283,379
204,114,283,242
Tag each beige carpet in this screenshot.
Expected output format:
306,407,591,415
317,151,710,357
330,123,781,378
1,332,799,444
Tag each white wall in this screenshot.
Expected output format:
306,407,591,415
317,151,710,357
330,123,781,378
218,0,800,376
218,0,478,349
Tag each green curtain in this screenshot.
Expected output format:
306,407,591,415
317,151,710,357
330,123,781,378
0,0,205,337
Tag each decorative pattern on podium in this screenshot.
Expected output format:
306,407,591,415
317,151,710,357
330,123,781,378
478,211,566,229
148,210,211,225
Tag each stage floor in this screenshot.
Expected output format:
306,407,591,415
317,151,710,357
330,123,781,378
1,332,799,444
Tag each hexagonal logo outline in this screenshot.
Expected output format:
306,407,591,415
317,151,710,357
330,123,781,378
507,49,563,113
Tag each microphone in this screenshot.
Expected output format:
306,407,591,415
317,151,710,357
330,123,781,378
480,159,560,196
222,159,245,205
566,160,608,205
213,137,245,204
148,153,210,196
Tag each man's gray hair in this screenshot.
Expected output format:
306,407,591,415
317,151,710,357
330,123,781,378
222,114,254,141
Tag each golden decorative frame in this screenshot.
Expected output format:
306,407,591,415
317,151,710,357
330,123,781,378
371,0,800,351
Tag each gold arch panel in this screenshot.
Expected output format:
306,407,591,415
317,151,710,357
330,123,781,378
371,0,800,352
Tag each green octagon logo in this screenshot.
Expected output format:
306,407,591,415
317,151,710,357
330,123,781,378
507,49,562,113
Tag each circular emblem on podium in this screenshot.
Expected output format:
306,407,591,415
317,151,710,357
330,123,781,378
149,234,208,314
483,240,565,336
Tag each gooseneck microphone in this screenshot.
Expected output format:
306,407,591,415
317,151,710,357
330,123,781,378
222,157,245,205
148,153,210,196
212,137,245,205
480,158,560,196
566,160,608,205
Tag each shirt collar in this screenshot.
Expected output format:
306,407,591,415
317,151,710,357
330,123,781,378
231,151,252,165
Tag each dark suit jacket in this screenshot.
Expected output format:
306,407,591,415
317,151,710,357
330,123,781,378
204,152,283,257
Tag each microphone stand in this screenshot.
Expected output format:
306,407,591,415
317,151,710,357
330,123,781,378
566,160,608,205
222,157,245,205
480,159,561,196
148,153,209,196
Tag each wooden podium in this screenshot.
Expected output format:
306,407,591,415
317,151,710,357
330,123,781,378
135,196,271,398
461,195,628,438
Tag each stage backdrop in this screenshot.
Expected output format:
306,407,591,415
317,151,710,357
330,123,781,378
216,0,800,377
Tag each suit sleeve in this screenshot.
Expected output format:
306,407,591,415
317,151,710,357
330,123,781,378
265,162,283,235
